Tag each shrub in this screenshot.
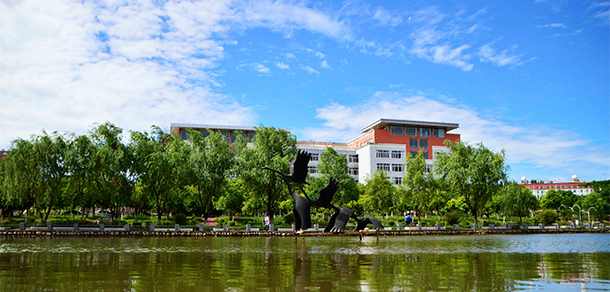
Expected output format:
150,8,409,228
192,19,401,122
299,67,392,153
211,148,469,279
173,214,188,225
216,218,226,225
228,220,236,226
388,221,395,227
539,210,559,225
445,212,460,225
284,213,295,225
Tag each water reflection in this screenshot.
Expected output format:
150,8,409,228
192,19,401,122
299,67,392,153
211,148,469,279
0,234,608,291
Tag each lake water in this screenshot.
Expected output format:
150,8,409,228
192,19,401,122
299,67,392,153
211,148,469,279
0,234,609,291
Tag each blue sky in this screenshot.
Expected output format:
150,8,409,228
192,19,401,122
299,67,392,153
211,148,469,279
0,0,608,182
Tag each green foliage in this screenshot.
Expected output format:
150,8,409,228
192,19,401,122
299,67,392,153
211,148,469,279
283,212,295,225
236,126,297,225
539,210,559,225
579,192,609,221
434,140,508,224
173,214,188,225
445,212,460,225
403,150,436,215
307,147,360,206
502,182,539,224
540,189,577,210
359,170,394,215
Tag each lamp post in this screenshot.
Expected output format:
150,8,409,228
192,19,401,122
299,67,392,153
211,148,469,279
587,207,596,223
572,205,582,222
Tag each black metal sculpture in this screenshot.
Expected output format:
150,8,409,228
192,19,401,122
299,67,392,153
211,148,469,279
280,177,312,231
355,216,384,231
264,150,383,233
263,150,311,191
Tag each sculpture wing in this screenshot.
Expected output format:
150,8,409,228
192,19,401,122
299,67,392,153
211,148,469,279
355,216,384,231
291,150,311,185
324,212,339,232
312,178,339,208
328,207,353,233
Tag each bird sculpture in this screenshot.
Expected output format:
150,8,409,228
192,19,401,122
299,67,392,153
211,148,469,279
262,150,311,192
306,178,339,209
354,216,384,231
324,206,355,233
279,177,312,231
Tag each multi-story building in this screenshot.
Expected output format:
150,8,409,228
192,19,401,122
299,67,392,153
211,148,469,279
0,150,7,161
521,175,593,199
170,118,461,185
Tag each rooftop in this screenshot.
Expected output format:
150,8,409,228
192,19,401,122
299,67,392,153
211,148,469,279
360,118,459,133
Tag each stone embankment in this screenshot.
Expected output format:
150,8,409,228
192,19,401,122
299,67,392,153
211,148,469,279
0,228,607,239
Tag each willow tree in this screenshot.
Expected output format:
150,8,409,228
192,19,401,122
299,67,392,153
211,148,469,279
0,138,39,222
236,126,296,225
90,122,135,220
434,140,508,224
502,182,538,224
65,134,97,219
131,126,186,224
184,129,236,222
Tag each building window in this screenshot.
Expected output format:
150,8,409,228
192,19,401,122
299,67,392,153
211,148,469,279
308,166,318,174
247,132,256,142
410,138,418,149
391,150,403,159
349,167,359,176
376,163,390,171
393,177,402,185
348,154,359,163
310,153,319,161
423,152,429,159
420,139,428,150
390,125,403,135
376,150,390,158
231,132,245,144
220,131,230,143
410,151,419,158
405,127,417,136
433,128,445,138
420,127,431,137
181,129,190,140
392,164,403,172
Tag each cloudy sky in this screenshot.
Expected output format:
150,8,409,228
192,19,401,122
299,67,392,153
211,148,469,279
1,0,608,182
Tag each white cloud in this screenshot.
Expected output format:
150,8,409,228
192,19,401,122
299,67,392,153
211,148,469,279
537,23,567,28
253,63,270,73
321,60,331,69
276,61,289,69
478,43,523,67
300,65,319,74
302,93,609,177
372,7,403,27
0,0,354,147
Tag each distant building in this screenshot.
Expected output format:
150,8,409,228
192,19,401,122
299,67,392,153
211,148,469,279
170,118,461,185
521,175,594,199
0,150,7,161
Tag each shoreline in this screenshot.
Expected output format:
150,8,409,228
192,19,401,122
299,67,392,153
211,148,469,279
1,228,608,239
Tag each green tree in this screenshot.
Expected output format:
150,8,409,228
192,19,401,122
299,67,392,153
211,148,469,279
90,122,135,220
359,170,394,217
540,189,577,210
1,138,39,223
307,147,359,207
580,192,609,221
33,131,69,225
65,134,96,219
434,140,509,224
214,179,246,218
403,150,436,220
236,126,297,225
131,126,185,224
184,129,236,221
502,182,539,224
